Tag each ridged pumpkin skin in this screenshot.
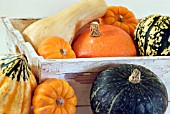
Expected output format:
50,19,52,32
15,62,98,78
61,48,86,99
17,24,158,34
38,36,76,59
99,6,138,37
134,14,170,56
0,54,37,114
72,24,137,57
32,78,77,114
90,64,168,114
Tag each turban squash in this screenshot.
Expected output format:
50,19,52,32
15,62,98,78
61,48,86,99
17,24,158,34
134,14,170,56
90,64,168,114
32,78,77,114
0,54,37,114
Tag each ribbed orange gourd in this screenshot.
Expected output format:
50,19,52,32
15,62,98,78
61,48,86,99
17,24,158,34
100,6,138,37
38,36,76,59
0,54,37,114
32,78,77,114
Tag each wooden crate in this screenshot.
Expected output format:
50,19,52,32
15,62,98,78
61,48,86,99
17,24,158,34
2,17,170,113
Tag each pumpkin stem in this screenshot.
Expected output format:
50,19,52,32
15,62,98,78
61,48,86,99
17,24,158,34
118,15,124,22
90,21,101,37
60,49,67,55
56,98,64,106
129,69,141,84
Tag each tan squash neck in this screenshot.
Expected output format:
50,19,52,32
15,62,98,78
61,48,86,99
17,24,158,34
90,22,101,37
129,69,141,84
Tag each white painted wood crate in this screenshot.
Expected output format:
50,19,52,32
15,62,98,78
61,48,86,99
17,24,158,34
2,17,170,113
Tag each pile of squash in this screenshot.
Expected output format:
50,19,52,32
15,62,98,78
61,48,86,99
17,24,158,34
0,56,168,114
1,0,169,114
0,54,78,114
90,64,168,114
22,0,170,59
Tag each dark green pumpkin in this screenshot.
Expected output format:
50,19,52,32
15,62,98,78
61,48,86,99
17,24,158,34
90,64,168,114
134,14,170,56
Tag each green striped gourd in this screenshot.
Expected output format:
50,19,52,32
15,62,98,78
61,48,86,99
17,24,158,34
0,54,37,114
90,64,168,114
134,14,170,56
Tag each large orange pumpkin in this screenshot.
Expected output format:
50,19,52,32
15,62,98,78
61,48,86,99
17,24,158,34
32,78,77,114
99,6,138,37
72,22,137,58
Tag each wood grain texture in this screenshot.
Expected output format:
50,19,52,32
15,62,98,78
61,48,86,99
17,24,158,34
29,106,93,114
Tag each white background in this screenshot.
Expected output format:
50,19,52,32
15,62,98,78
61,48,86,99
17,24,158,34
0,0,170,113
0,0,170,19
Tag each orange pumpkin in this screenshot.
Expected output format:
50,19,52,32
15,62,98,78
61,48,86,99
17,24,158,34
32,78,77,114
99,6,138,37
38,36,76,59
72,22,137,58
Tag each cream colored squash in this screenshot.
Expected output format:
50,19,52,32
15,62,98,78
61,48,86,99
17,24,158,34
22,0,107,51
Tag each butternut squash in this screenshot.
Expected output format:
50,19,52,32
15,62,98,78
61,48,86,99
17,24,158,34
22,0,107,51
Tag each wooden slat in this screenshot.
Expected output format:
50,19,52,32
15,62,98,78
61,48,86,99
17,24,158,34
30,103,170,114
76,106,93,114
29,106,93,114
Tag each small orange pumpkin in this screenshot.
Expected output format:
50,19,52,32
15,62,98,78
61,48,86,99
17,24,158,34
38,36,76,59
72,22,137,58
32,78,77,114
99,6,138,37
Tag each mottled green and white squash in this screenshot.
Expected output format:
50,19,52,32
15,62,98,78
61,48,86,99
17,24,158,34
134,14,170,56
0,54,37,114
90,64,168,114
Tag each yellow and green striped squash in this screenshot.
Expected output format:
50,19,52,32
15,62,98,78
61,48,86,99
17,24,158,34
0,54,37,114
134,14,170,56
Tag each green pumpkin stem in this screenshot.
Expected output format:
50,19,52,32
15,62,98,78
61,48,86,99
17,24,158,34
90,22,101,37
129,69,141,84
